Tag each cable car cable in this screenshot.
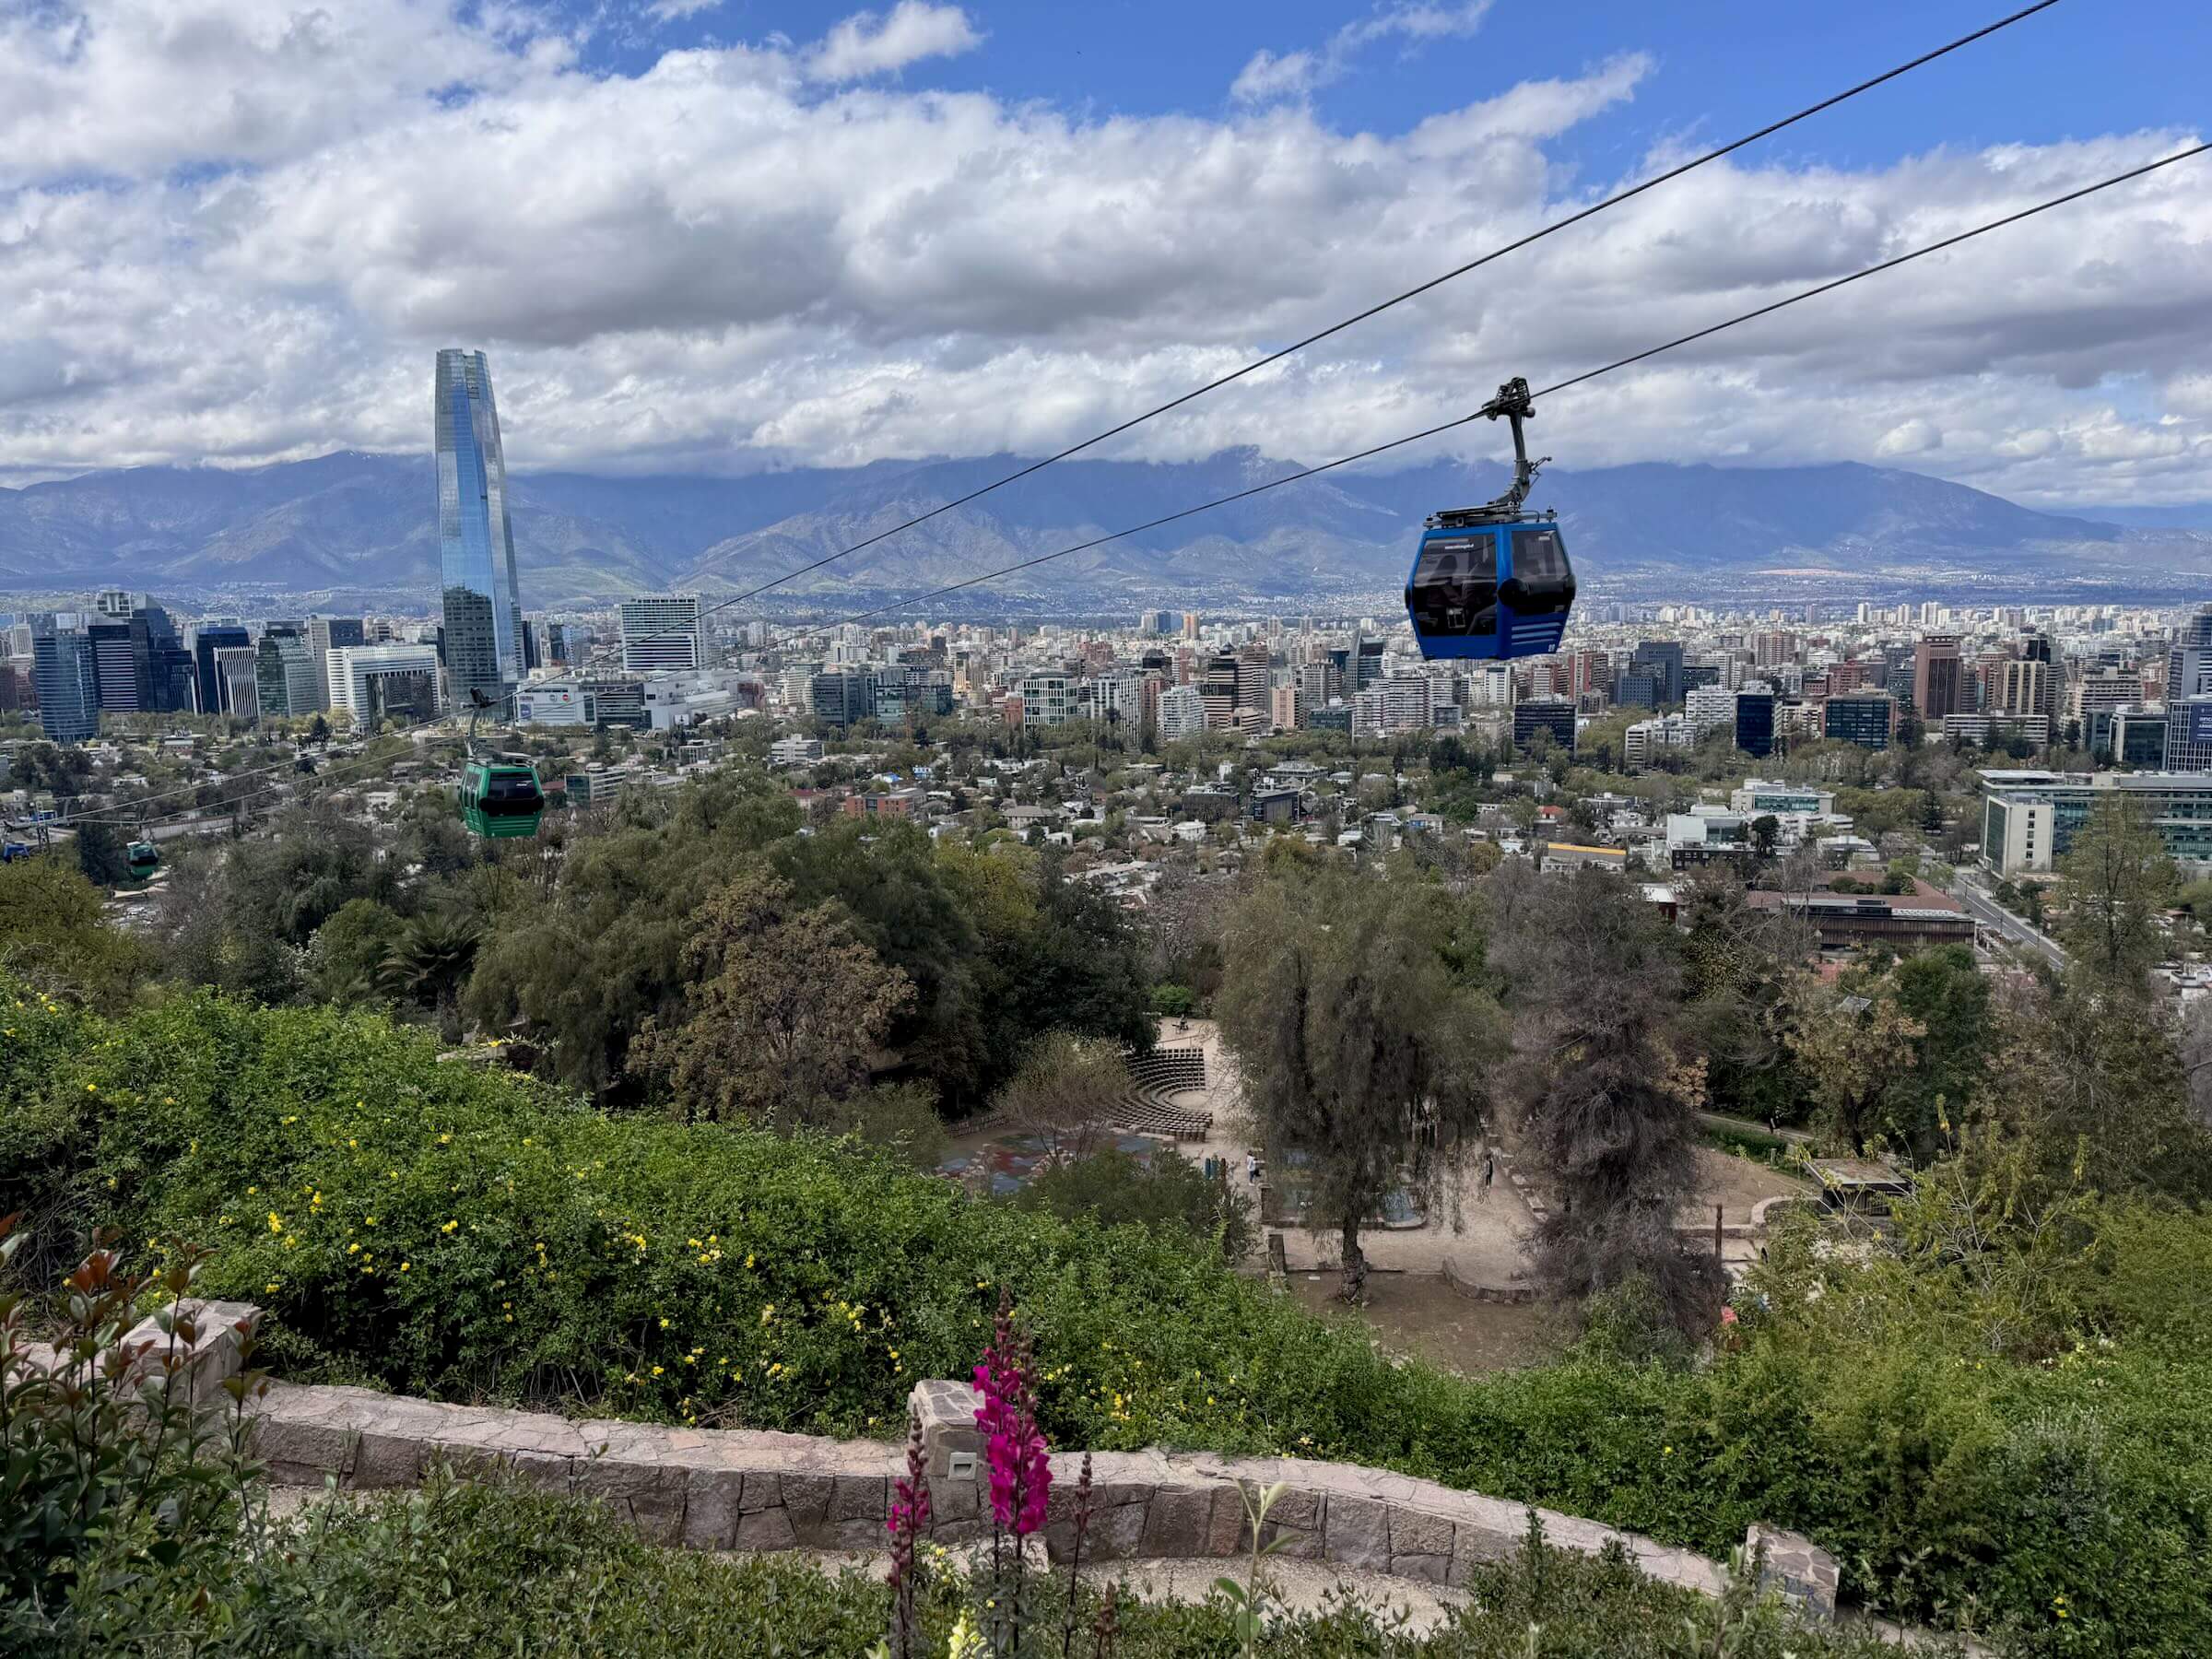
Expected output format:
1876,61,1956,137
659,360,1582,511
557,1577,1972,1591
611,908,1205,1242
83,135,2197,834
797,140,2212,634
58,0,2073,830
680,0,2065,605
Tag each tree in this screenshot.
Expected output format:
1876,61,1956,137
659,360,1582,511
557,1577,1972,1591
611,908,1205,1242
0,856,148,1008
1215,869,1501,1300
379,912,483,1035
1018,1147,1254,1259
1782,975,1925,1156
1487,865,1724,1332
2056,794,2177,994
991,1031,1133,1161
627,870,913,1128
1748,815,1780,863
73,821,133,888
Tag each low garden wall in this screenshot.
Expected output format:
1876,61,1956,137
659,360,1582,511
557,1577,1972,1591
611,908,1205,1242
124,1300,1844,1621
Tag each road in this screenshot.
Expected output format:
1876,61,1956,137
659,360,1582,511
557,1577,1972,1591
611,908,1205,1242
1952,874,2069,971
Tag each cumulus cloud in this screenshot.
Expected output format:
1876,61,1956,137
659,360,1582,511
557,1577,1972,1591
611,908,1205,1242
0,2,2207,507
807,3,980,82
1234,0,1492,103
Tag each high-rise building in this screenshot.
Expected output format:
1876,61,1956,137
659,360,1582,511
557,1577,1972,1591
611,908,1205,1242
1994,659,2049,720
306,618,367,712
1237,642,1271,733
87,620,147,713
214,647,260,719
1354,638,1385,692
1734,689,1777,759
326,644,443,723
1019,673,1076,727
1199,653,1241,728
1825,692,1897,750
1630,641,1685,706
2166,606,2212,705
809,670,873,729
1912,634,1964,719
32,629,99,743
254,628,318,720
1512,697,1576,755
192,625,251,714
619,595,707,675
1154,683,1203,739
434,348,526,707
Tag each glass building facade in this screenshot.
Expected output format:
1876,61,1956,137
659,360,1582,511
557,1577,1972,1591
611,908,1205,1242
33,629,99,744
434,349,525,708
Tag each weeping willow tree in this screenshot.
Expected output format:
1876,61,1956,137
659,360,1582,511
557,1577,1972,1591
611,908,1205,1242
1215,866,1502,1300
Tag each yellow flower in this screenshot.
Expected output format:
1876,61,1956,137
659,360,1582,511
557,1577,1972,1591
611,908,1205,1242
86,1083,97,1093
441,1219,459,1233
347,1243,360,1255
651,1364,665,1377
659,1316,671,1329
438,1133,453,1145
399,1261,411,1272
266,1212,283,1234
347,1138,358,1147
265,1282,280,1294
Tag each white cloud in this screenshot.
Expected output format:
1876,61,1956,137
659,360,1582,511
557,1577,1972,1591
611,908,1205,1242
647,0,723,20
807,3,980,82
0,5,2207,507
1234,1,1492,104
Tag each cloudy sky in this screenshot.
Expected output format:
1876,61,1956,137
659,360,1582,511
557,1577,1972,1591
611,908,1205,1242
2,0,2206,506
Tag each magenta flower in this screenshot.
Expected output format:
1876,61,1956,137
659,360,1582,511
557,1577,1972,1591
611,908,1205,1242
973,1293,1053,1536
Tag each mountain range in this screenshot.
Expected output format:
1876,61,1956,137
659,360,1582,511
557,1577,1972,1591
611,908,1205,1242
2,449,2207,613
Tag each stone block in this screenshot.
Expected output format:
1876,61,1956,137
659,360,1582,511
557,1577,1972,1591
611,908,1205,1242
1746,1524,1838,1622
682,1468,744,1550
736,1505,797,1551
349,1430,424,1488
1202,1488,1250,1557
782,1474,833,1534
1324,1494,1391,1571
1140,1486,1213,1558
1066,1497,1148,1562
832,1475,888,1524
578,1457,687,1546
1389,1507,1455,1564
738,1472,782,1513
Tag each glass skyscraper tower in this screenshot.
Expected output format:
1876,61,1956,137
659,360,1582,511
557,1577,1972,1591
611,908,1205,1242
434,349,525,706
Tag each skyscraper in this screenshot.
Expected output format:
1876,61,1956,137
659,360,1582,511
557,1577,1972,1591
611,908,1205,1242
192,624,251,714
619,596,706,675
1912,634,1964,720
1630,640,1685,705
434,349,525,708
33,629,99,743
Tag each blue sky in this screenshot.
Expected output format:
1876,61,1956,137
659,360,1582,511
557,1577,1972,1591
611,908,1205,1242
611,1,2205,173
0,1,2206,503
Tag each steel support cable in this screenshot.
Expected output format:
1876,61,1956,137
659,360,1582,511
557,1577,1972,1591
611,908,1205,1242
88,137,2201,833
677,0,2066,605
63,2,2071,828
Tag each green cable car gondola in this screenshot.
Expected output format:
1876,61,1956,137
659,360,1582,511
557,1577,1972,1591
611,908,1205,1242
460,755,545,839
126,839,160,879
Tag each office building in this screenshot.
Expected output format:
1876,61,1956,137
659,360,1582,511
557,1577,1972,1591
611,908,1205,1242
2167,696,2212,772
1912,634,1964,719
1616,670,1659,710
32,629,99,743
1199,653,1241,729
192,625,251,714
1980,770,2212,876
254,629,318,720
515,680,597,727
1824,693,1896,750
1993,658,2048,720
1734,689,1777,759
2102,709,2168,767
214,647,261,719
306,618,367,712
1630,640,1685,706
326,643,442,723
619,595,707,675
434,348,527,706
1512,697,1576,755
88,620,147,713
1354,638,1385,692
809,670,873,729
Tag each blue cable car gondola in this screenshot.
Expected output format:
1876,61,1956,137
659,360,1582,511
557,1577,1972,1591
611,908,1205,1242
1406,377,1576,661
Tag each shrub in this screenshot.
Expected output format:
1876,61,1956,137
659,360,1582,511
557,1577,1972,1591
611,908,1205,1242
3,978,2207,1653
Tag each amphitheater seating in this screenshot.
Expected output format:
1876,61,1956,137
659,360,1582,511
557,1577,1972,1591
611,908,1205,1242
1108,1046,1213,1140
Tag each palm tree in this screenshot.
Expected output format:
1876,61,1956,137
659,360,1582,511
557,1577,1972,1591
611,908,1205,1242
380,913,482,1036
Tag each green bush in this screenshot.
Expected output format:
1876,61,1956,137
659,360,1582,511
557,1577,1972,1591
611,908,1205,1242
67,1471,1946,1659
3,979,2207,1654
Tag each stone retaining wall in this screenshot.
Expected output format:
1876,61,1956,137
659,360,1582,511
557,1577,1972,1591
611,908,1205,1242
136,1300,1841,1620
1440,1258,1535,1306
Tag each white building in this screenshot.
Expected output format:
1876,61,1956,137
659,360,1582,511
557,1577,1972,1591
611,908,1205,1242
1021,673,1077,727
619,595,706,676
1684,685,1737,735
515,679,598,727
1159,683,1206,740
324,644,441,719
770,735,825,766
